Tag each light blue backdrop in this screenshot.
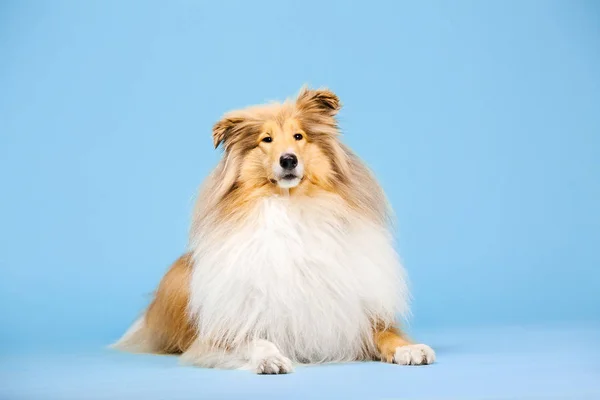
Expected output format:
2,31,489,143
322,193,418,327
1,0,599,353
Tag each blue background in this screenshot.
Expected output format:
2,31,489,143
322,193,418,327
1,1,599,399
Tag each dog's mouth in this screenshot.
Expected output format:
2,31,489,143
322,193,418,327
271,173,303,189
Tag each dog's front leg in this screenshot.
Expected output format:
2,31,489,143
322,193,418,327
181,338,294,374
243,339,294,374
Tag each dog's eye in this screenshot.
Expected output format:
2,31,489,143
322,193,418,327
262,137,272,143
293,133,303,141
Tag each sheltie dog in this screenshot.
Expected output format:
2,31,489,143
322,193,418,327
113,87,435,374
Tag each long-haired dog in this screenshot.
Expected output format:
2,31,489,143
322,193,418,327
113,87,435,373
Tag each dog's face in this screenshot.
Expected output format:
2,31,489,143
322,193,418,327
256,117,307,189
212,88,348,193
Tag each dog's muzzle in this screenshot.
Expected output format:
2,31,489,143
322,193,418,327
274,153,303,189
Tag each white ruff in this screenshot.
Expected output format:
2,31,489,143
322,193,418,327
188,195,408,364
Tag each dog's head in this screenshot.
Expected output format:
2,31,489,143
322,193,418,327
212,87,350,193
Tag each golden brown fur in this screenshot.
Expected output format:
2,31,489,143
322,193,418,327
144,253,196,354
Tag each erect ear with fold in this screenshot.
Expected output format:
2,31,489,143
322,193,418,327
212,117,245,149
296,87,341,116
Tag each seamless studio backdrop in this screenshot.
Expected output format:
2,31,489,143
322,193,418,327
1,0,599,399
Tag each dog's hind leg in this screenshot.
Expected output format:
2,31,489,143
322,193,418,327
373,323,436,366
111,253,197,355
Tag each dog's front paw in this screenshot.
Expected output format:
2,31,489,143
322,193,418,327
393,344,435,365
254,353,294,374
247,340,294,374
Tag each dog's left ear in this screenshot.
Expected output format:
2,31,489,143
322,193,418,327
296,87,341,116
212,117,244,149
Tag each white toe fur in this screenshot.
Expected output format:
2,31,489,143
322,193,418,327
393,344,435,365
247,339,294,374
254,353,294,374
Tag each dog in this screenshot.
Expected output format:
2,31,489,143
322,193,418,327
112,87,435,374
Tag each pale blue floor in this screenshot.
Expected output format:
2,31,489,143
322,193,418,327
1,324,599,400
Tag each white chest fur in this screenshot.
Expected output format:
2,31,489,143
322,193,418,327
188,195,408,363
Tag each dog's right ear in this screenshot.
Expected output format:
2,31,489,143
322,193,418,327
212,117,244,149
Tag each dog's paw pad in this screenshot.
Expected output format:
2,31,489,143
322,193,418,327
393,344,435,365
254,354,294,374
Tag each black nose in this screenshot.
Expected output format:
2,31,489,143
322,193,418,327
279,154,298,170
